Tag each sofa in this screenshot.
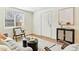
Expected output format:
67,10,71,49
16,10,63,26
0,37,32,51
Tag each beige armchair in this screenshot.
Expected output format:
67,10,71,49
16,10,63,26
13,27,26,41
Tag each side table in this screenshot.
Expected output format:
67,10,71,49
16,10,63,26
28,39,38,51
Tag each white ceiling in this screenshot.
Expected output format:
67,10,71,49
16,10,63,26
16,7,65,12
16,7,53,12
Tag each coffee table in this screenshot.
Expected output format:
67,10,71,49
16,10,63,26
28,39,38,51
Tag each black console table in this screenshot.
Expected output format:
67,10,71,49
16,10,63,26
56,28,75,44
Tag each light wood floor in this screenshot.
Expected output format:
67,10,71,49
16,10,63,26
30,34,56,42
16,34,64,45
29,34,63,45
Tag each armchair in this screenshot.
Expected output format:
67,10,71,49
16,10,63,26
13,27,26,41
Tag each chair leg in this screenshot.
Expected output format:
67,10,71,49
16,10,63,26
13,35,15,40
14,36,18,42
15,36,18,42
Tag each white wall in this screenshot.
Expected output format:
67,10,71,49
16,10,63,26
74,8,79,43
33,8,60,39
0,7,33,37
24,11,33,34
0,7,5,33
33,7,79,43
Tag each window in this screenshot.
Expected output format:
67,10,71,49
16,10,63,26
16,12,24,26
5,8,14,27
5,8,24,28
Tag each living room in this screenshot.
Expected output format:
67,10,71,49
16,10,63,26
0,7,79,51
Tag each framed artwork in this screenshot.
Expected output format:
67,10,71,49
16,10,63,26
58,7,75,25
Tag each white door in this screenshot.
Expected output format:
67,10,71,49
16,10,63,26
41,11,52,37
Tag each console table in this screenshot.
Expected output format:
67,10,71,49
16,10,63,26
56,28,75,44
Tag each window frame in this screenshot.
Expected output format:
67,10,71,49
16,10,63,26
4,7,24,29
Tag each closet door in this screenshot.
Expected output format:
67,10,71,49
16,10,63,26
41,11,52,37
